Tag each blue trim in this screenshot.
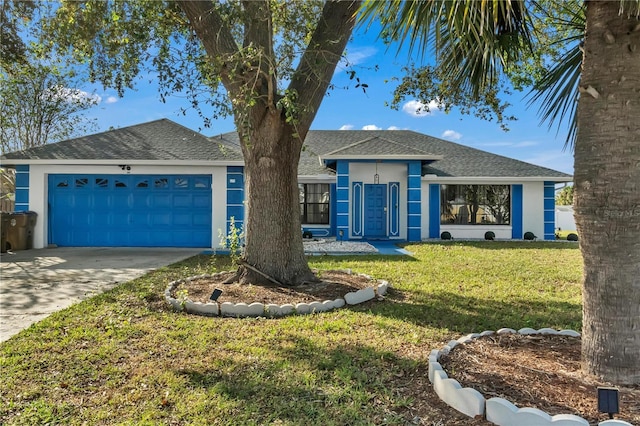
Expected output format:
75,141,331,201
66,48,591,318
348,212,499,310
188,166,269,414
226,166,245,233
336,161,350,237
511,184,523,239
352,182,363,237
407,162,422,242
389,182,400,236
329,183,337,236
14,165,29,211
429,184,440,238
543,181,556,240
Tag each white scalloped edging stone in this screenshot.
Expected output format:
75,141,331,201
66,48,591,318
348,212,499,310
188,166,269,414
344,287,376,305
432,369,485,418
426,328,631,426
165,273,387,318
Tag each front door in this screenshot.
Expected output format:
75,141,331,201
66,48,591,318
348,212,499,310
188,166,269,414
364,184,387,238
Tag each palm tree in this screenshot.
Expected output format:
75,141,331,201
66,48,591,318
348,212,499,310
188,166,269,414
360,0,640,385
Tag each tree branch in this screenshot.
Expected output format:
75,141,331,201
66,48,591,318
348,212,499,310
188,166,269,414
289,0,361,135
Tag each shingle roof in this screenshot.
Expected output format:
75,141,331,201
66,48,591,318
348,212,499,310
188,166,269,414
2,120,571,179
1,119,243,162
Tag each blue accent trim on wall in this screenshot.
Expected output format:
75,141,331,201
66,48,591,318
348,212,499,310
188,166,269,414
226,166,245,234
389,182,400,236
543,181,556,240
336,161,350,237
429,184,440,238
511,184,523,239
407,161,422,242
330,183,337,237
352,182,363,237
14,165,29,211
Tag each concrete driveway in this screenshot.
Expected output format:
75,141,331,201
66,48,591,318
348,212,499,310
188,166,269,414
0,247,202,343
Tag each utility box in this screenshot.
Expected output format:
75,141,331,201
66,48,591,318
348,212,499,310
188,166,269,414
3,211,37,251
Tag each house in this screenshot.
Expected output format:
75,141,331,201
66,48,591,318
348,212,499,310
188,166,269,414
0,119,572,249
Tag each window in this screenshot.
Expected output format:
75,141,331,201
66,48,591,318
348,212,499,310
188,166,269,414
95,178,109,188
299,183,330,224
440,185,511,225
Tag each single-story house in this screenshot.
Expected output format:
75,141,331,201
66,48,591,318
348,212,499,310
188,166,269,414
0,119,572,249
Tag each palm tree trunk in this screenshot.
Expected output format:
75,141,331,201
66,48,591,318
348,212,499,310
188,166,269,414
575,1,640,385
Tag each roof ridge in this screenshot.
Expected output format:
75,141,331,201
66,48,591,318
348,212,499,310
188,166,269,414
322,136,377,156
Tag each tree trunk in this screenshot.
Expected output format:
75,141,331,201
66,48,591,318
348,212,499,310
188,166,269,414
575,1,640,385
237,113,316,286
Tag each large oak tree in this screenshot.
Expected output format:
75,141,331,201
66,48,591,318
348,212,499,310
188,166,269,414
38,0,360,285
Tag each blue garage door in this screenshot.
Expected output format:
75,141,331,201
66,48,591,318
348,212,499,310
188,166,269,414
49,174,212,247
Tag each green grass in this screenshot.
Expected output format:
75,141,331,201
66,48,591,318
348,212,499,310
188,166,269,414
0,242,582,425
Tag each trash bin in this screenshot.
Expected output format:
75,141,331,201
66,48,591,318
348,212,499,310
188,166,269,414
4,211,37,251
0,212,10,253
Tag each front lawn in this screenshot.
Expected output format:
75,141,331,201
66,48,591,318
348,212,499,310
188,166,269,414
0,242,582,425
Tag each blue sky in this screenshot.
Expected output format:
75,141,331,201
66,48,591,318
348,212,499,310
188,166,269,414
81,23,574,175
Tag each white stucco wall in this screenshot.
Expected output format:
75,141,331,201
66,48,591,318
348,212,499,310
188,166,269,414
349,162,408,239
420,179,547,240
26,164,228,249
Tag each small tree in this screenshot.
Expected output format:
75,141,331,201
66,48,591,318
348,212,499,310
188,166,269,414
0,61,98,154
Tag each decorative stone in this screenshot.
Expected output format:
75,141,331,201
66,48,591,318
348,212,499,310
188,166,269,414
333,298,345,308
322,300,335,311
265,304,283,317
480,330,495,337
599,421,634,426
518,327,539,335
344,287,375,305
220,302,236,317
295,303,311,314
428,361,444,383
279,304,295,316
246,302,265,316
167,298,183,311
486,398,590,426
428,349,440,363
537,328,560,335
377,281,389,296
187,301,218,316
308,301,325,313
458,333,480,344
558,329,581,337
432,370,485,418
497,328,517,335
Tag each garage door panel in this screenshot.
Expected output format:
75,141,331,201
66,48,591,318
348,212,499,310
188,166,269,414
49,174,212,247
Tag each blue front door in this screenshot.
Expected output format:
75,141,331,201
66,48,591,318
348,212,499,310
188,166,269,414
364,184,387,238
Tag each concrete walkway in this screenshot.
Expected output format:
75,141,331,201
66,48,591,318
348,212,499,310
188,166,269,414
0,247,201,342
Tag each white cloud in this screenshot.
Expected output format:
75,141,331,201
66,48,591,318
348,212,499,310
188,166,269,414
402,100,439,117
105,96,118,104
441,130,462,140
387,126,401,130
46,86,101,105
341,46,377,67
362,124,382,130
339,124,354,130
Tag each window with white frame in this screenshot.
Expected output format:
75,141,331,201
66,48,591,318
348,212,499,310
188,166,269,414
440,184,511,225
299,183,330,224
